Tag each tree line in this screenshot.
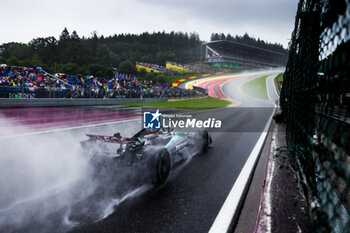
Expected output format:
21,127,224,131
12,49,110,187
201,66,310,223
210,33,288,54
0,28,288,77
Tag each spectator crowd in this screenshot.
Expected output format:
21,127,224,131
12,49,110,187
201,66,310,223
166,61,200,73
136,62,167,72
136,61,203,75
0,65,205,99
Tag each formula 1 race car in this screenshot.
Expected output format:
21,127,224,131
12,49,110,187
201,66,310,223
81,128,212,184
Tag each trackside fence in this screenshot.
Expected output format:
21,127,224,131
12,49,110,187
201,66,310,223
280,0,350,232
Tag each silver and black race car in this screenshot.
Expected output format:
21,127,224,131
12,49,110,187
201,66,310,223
81,128,212,184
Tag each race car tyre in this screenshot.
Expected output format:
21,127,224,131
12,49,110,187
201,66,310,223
155,149,171,184
202,130,210,152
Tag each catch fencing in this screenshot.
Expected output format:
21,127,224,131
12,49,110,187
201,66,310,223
280,0,350,232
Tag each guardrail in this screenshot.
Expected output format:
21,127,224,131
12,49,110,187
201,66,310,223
0,86,205,99
0,97,168,108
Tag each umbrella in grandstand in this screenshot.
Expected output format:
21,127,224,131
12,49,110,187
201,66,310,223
55,73,65,77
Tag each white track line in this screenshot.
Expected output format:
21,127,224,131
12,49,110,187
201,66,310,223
0,118,140,139
209,107,275,233
271,74,280,97
266,75,273,102
266,74,280,100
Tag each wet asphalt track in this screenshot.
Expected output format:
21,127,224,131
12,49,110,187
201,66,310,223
70,71,280,233
0,70,281,233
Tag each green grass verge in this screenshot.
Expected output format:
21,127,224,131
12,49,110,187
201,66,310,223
241,75,269,100
278,73,284,82
161,74,197,84
122,97,231,110
273,73,284,95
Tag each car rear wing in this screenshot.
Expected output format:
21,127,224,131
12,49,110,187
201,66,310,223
85,134,132,144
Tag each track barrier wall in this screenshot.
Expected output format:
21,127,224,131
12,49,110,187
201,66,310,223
0,98,168,108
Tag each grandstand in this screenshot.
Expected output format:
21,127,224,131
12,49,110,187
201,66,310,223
136,61,202,74
201,40,288,68
136,62,165,73
165,62,200,74
0,65,206,99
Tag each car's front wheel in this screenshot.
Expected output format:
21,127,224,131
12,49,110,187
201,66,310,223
154,149,171,184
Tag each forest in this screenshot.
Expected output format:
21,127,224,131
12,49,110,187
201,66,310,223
210,32,288,54
0,28,288,77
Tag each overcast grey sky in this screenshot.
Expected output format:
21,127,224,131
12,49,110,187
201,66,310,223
0,0,299,48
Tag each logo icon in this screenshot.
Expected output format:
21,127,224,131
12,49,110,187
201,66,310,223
143,109,161,129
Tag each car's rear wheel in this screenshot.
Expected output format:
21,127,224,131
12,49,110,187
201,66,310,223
155,149,171,184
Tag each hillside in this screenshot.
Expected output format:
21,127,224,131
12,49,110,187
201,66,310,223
0,29,288,77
